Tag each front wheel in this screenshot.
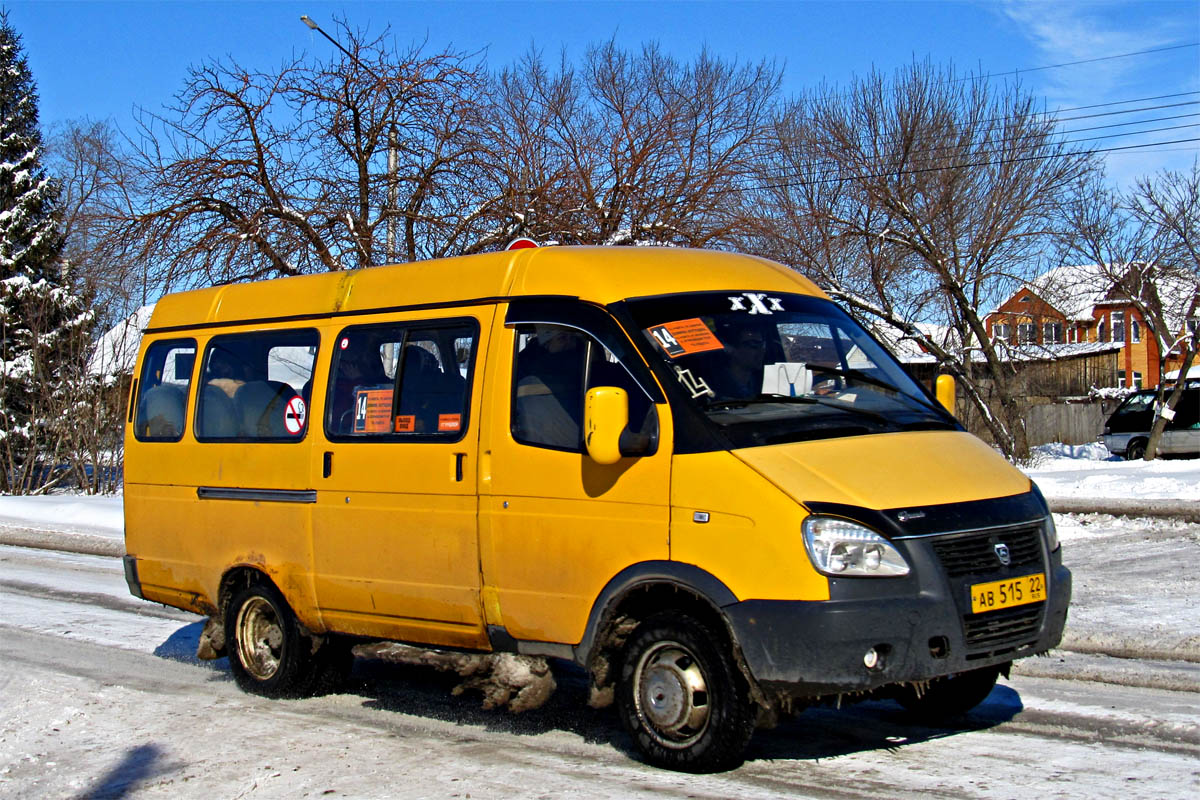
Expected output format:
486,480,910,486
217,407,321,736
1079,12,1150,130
1125,438,1148,460
616,613,757,773
895,665,1001,721
226,579,322,698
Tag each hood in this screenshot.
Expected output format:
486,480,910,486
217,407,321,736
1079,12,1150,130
731,431,1030,511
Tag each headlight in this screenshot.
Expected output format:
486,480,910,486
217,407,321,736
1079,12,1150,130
1045,514,1060,552
802,516,910,577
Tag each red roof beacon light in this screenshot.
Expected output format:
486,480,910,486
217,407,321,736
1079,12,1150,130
505,237,539,251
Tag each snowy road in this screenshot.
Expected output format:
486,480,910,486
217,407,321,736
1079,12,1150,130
2,533,1199,799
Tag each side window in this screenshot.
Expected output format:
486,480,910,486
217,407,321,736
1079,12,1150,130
511,323,656,452
134,339,196,441
512,325,590,450
326,321,476,439
195,329,319,441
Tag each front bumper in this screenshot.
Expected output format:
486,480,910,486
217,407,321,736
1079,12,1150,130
724,558,1070,699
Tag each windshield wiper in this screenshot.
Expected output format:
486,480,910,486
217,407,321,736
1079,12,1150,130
706,394,890,424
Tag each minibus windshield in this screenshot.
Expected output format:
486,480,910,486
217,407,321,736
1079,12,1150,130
624,291,956,447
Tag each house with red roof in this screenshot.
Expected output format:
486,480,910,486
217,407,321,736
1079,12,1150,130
985,265,1197,390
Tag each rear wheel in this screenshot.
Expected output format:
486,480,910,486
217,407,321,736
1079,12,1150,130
226,579,329,698
616,613,756,773
1125,438,1148,460
895,665,1001,721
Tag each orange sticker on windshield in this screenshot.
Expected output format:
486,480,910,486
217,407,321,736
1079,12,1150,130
394,415,415,433
438,414,462,432
647,319,724,358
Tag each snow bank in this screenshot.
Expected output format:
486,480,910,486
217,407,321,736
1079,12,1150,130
0,494,123,538
1024,444,1200,502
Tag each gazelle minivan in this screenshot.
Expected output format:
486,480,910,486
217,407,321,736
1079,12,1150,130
124,246,1070,772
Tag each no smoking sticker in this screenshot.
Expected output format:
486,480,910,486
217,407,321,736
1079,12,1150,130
283,396,307,435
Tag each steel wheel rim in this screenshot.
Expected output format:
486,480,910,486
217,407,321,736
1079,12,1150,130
235,596,284,681
633,639,711,749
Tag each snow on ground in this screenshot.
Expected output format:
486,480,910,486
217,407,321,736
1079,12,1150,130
0,494,123,539
1024,442,1200,502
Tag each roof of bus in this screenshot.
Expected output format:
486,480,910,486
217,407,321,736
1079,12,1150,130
146,246,826,331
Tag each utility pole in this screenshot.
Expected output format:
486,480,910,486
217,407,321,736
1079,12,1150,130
301,15,400,264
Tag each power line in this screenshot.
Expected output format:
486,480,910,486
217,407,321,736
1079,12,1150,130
1047,91,1199,115
751,137,1200,195
951,41,1200,83
781,94,1200,168
1061,111,1200,137
1056,100,1199,124
772,100,1200,184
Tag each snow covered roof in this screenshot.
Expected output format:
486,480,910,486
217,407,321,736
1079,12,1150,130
872,321,959,364
1023,264,1112,321
87,304,154,377
1156,271,1199,335
1165,365,1200,381
1002,341,1124,362
1018,263,1198,334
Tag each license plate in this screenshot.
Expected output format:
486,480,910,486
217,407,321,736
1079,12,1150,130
970,572,1046,614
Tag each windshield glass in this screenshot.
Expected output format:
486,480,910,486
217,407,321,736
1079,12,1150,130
624,291,955,448
1114,391,1155,415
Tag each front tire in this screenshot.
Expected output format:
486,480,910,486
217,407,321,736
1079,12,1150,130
895,665,1001,721
226,579,321,698
616,613,756,773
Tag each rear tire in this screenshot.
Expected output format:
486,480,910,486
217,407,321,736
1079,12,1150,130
226,579,322,698
1125,438,1148,460
895,665,1001,721
616,613,756,773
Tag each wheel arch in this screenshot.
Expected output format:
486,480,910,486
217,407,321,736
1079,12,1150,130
218,565,276,617
575,561,766,709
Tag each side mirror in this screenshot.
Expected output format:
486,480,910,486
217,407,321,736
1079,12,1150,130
935,374,956,416
585,386,628,465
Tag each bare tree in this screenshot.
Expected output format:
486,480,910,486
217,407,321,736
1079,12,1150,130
1059,164,1200,460
470,43,781,249
746,63,1097,460
47,118,151,325
1130,163,1200,458
121,20,486,292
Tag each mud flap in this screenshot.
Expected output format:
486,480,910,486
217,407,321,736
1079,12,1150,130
196,616,227,660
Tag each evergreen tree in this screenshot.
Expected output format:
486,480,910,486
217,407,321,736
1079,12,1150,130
0,12,63,280
0,12,94,493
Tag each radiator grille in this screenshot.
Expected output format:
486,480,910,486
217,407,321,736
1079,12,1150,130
931,524,1044,578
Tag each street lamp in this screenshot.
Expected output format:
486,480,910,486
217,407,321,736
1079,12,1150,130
300,14,400,265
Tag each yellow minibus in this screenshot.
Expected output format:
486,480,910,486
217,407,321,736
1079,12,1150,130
124,246,1069,772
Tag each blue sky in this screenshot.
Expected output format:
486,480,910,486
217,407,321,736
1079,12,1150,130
7,0,1199,188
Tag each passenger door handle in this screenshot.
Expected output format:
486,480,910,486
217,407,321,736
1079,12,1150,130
323,451,333,478
454,452,466,482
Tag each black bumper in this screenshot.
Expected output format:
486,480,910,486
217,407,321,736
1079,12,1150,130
122,554,144,599
725,561,1071,699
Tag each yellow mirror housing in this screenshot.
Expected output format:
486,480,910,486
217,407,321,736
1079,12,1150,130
585,386,628,465
935,374,956,416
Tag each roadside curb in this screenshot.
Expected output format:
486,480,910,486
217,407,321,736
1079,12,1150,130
1048,496,1200,523
0,526,124,558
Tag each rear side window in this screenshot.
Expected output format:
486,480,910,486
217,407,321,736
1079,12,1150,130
134,339,196,441
326,320,477,441
195,329,319,441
